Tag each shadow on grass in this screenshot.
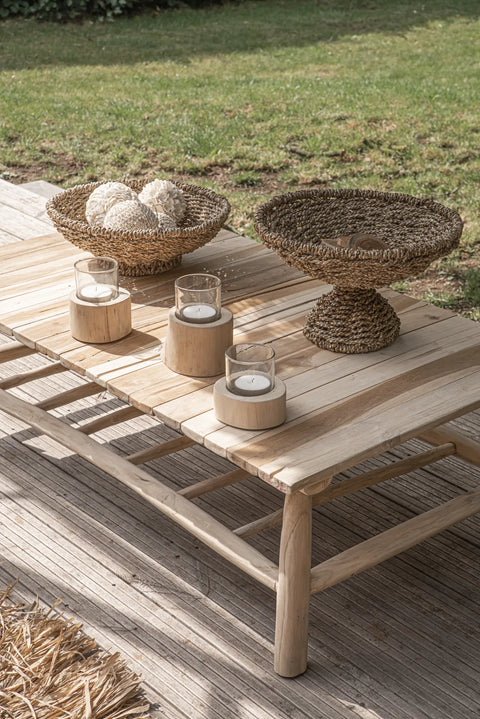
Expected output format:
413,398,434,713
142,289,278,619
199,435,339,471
1,0,479,70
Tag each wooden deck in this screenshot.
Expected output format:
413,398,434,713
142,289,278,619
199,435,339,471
1,178,479,718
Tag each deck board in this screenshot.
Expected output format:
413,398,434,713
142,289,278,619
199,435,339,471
1,343,480,718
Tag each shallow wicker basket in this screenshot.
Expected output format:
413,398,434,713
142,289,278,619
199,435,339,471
254,189,463,353
46,180,231,276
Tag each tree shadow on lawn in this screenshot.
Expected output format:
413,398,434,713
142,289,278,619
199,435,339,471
1,0,479,71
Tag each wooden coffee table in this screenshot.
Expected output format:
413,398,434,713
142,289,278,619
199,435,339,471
1,229,480,677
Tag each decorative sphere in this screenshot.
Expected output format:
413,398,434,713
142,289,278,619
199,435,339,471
85,182,137,227
157,212,177,232
138,179,187,223
103,199,159,232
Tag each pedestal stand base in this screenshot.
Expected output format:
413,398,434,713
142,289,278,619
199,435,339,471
165,307,233,377
304,287,400,354
214,377,287,430
118,254,181,277
69,290,132,344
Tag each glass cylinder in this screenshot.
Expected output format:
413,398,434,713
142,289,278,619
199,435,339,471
75,257,119,304
226,343,275,396
175,274,221,324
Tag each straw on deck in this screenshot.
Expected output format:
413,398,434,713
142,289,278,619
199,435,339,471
0,584,150,719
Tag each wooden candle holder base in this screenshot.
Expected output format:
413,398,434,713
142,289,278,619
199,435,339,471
165,307,233,377
213,377,287,430
69,290,132,344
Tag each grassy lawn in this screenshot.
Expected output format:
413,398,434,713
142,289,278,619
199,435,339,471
1,0,479,317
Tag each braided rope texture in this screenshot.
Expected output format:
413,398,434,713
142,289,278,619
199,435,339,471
254,188,463,289
305,288,401,353
46,180,230,276
254,189,463,353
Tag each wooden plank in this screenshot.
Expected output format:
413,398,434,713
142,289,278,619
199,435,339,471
13,312,72,350
78,404,143,434
0,232,64,260
310,485,480,595
0,388,279,591
219,333,480,481
181,320,480,458
171,312,475,438
256,369,480,492
419,424,480,468
0,228,26,245
0,361,66,389
8,239,276,362
0,251,87,297
126,435,196,465
36,381,102,410
235,443,457,538
0,177,51,219
0,277,75,318
19,179,61,199
178,468,250,499
0,203,53,240
303,443,456,496
0,341,35,363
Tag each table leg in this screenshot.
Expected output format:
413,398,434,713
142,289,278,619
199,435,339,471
274,491,312,677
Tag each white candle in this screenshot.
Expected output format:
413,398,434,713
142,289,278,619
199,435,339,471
233,373,272,396
78,283,114,303
181,304,218,324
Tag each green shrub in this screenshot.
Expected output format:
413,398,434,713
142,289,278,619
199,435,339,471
0,0,230,21
0,0,188,21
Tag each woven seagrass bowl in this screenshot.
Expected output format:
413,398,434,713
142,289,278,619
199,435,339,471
254,189,463,353
46,180,231,276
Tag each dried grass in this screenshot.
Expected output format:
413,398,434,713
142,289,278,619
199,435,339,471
0,584,151,719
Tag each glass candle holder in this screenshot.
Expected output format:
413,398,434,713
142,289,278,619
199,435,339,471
175,274,221,324
226,343,275,396
75,257,119,304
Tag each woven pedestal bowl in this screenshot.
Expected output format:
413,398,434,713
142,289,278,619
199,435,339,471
254,189,463,353
46,180,230,276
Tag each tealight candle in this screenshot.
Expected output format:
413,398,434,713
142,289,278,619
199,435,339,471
232,373,272,395
70,256,131,343
78,283,115,303
226,343,275,397
74,257,119,305
175,274,221,325
214,342,286,430
181,303,218,324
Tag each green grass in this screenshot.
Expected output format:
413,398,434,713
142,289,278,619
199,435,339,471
420,266,480,321
1,0,479,315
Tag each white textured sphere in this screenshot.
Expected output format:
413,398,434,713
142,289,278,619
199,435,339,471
138,179,187,223
86,182,137,227
157,212,177,232
103,200,159,232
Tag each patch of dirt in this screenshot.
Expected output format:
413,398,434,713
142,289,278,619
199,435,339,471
407,268,462,298
1,154,86,184
407,256,479,297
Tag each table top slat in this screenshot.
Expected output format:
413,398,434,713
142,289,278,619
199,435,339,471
1,231,479,493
